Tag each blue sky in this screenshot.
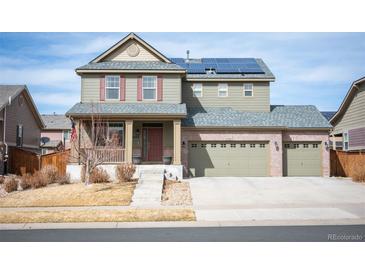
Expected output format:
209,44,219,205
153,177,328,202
0,32,364,114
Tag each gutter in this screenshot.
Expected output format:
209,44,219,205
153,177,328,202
2,96,11,174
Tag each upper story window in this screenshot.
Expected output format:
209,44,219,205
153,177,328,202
243,83,253,97
193,83,203,97
143,76,157,100
343,132,349,151
218,83,228,97
105,75,120,100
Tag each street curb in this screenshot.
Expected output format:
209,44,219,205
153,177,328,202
1,218,365,230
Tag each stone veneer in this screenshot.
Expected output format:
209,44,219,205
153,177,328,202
181,129,330,177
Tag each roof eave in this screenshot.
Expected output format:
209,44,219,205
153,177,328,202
75,69,186,75
185,76,276,82
330,76,365,125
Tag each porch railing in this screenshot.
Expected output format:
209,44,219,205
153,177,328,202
84,146,125,163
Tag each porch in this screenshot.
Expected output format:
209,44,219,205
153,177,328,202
71,118,181,165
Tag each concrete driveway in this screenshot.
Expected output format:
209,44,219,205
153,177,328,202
187,177,365,223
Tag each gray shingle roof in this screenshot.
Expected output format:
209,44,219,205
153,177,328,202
76,61,185,71
320,111,337,121
42,114,71,130
182,105,332,129
0,85,26,109
66,103,187,116
185,59,275,79
40,139,63,148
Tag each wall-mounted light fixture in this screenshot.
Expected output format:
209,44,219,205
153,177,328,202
274,141,279,151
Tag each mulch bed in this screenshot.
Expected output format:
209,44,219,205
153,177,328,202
161,180,193,206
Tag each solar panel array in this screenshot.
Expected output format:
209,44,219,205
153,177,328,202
170,58,264,74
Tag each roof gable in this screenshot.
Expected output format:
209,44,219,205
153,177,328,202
0,85,45,128
330,76,365,125
91,33,172,64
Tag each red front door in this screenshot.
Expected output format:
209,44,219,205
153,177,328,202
145,128,163,162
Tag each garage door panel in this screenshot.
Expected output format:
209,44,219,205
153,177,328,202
188,141,269,177
283,142,321,176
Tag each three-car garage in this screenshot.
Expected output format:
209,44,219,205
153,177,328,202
187,140,323,177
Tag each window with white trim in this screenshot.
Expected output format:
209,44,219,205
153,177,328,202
193,83,203,97
105,75,120,100
142,76,157,100
343,132,349,151
218,83,228,97
243,83,253,97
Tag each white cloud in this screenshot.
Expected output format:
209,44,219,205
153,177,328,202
33,91,79,107
0,67,78,89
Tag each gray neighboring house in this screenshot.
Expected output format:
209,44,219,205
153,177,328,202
0,85,44,174
41,114,72,154
321,111,343,150
330,76,365,151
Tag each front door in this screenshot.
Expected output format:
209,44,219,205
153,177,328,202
143,127,163,162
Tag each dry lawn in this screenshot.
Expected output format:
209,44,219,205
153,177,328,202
0,182,136,207
0,209,196,223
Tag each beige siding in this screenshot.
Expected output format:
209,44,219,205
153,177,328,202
103,40,160,62
5,91,41,148
182,81,270,112
334,84,365,134
82,74,181,104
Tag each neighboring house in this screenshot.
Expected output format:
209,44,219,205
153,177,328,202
41,114,71,154
330,77,365,151
66,33,331,178
0,85,44,174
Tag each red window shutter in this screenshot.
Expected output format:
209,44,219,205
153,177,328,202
137,75,142,101
157,75,163,101
120,75,126,101
100,76,105,101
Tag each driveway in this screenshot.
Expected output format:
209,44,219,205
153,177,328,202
187,177,365,222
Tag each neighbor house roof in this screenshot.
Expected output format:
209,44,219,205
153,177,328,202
76,61,185,72
40,139,63,148
182,105,331,129
42,114,71,130
0,85,45,128
321,111,337,121
66,103,187,117
330,76,365,125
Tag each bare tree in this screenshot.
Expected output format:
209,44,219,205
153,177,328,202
69,103,120,185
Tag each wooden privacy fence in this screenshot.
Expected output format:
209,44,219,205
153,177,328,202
9,147,70,176
330,149,365,177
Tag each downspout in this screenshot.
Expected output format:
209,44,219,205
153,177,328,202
3,96,11,175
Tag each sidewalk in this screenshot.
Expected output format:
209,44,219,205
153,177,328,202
1,218,365,230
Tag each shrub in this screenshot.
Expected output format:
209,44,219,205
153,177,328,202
352,164,365,183
90,167,110,184
4,177,18,193
29,171,48,189
19,173,32,190
116,163,136,183
0,176,5,184
41,165,59,184
56,174,71,185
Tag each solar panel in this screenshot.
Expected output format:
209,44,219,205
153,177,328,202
171,57,264,74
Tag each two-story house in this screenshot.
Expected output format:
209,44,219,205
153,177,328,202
66,33,331,179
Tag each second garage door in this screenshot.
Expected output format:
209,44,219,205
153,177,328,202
188,141,269,177
283,142,322,176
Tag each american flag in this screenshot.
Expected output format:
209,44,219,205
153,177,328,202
70,119,77,142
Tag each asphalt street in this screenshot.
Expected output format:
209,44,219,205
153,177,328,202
0,225,364,242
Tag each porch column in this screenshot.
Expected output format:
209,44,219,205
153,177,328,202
173,119,181,165
125,120,133,163
331,134,336,150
